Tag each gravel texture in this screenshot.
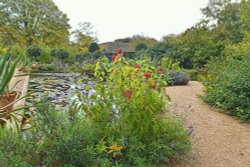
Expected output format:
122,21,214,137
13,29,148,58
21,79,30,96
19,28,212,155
166,81,250,167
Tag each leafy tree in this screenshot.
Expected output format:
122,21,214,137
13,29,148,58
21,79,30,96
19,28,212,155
165,24,224,69
0,0,71,46
202,0,245,44
135,43,148,51
240,0,250,33
72,22,98,50
201,0,232,22
88,42,100,53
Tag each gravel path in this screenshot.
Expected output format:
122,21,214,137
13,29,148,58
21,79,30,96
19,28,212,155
166,81,250,167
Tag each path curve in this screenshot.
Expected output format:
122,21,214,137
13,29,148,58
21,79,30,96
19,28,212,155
166,81,250,167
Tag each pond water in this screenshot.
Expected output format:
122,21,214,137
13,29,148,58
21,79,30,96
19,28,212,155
26,73,95,109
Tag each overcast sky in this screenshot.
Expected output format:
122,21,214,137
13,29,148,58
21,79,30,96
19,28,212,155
53,0,209,43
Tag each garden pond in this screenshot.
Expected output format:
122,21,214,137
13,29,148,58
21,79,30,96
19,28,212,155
26,73,95,109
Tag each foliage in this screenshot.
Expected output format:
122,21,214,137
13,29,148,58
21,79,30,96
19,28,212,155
88,42,100,53
0,72,191,166
27,45,42,60
72,22,98,49
38,64,56,71
35,44,53,63
0,53,21,95
0,0,70,46
0,99,97,166
70,57,191,165
115,35,157,52
135,43,148,51
147,43,169,61
201,0,250,121
203,54,250,121
75,52,91,63
51,48,69,60
129,35,157,51
163,25,224,69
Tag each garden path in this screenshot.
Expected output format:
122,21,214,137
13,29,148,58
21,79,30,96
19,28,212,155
166,81,250,167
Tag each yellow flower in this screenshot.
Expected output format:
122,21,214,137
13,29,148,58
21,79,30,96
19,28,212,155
107,142,123,154
1,48,8,53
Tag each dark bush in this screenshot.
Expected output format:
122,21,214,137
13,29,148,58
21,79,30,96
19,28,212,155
168,71,190,85
88,42,100,53
51,48,69,60
147,43,169,62
135,43,148,51
75,52,86,63
27,45,42,60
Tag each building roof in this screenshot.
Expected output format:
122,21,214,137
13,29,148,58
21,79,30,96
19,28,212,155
101,42,131,52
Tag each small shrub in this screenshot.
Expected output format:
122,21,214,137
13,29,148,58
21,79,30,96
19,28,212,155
51,48,69,60
135,43,148,51
27,45,42,60
88,42,100,53
36,44,53,63
75,52,86,63
38,64,56,71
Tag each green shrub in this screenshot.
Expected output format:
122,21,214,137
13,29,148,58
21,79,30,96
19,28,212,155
203,55,250,121
27,45,42,60
185,69,200,81
88,42,100,53
135,43,148,51
51,48,69,60
75,52,86,63
36,44,53,63
70,58,191,165
147,43,169,62
0,98,98,166
38,64,56,71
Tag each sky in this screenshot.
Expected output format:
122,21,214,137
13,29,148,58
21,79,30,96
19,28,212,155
53,0,209,43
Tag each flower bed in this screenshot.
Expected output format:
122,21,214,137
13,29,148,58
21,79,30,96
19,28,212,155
0,51,191,166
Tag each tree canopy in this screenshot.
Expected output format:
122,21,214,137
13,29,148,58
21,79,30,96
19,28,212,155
72,22,98,50
0,0,70,46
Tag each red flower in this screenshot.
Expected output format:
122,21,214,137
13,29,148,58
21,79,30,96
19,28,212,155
144,72,152,78
122,90,132,99
112,55,117,62
116,49,122,55
134,64,140,69
149,81,157,89
157,69,163,74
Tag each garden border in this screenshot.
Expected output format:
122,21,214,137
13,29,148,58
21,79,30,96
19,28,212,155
9,69,30,127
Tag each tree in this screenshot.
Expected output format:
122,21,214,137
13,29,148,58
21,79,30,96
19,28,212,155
0,0,70,46
202,0,244,43
88,42,100,53
72,22,98,49
201,0,232,22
